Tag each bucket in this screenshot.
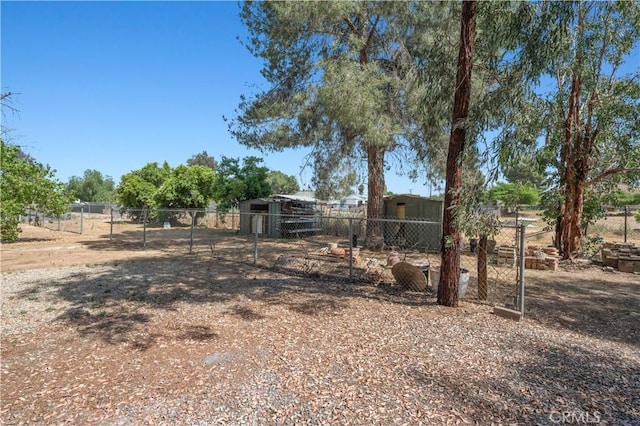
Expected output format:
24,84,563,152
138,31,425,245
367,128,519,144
431,267,469,298
459,269,469,297
430,267,439,293
420,265,430,284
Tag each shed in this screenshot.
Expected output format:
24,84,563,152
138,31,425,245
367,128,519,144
383,194,443,250
238,198,283,237
239,194,324,238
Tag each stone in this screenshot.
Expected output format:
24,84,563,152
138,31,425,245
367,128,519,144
387,251,401,267
618,256,640,274
330,247,346,257
493,306,522,321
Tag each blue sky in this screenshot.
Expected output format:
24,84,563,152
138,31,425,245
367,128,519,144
1,1,428,196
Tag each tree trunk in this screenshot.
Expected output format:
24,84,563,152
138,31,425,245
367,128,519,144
558,4,590,260
364,144,386,251
554,207,563,252
438,0,477,307
562,173,586,257
477,235,488,300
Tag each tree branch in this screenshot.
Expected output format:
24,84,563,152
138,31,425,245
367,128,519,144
587,167,640,187
344,17,357,33
366,15,380,49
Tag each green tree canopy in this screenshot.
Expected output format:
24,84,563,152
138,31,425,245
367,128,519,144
608,190,640,207
116,162,216,221
116,162,171,209
1,141,71,241
212,156,271,210
265,170,300,195
67,169,116,202
187,150,217,170
313,170,358,202
492,1,640,257
230,1,429,248
153,165,216,210
489,182,540,210
501,154,546,189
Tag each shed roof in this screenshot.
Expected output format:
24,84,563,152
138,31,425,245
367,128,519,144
242,194,325,204
274,194,319,203
384,194,443,202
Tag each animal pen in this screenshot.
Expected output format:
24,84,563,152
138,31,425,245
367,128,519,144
105,207,527,315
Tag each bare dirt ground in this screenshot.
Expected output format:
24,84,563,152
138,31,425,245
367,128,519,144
0,218,171,273
1,221,639,424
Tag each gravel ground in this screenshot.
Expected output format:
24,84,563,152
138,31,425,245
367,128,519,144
2,256,639,425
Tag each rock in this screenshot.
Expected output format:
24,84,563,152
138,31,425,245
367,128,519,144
365,258,379,268
387,251,401,267
276,255,293,266
330,247,346,257
203,352,236,365
391,262,428,291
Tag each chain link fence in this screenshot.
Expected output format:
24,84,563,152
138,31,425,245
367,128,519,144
19,203,116,234
21,202,640,313
586,206,639,246
102,209,526,312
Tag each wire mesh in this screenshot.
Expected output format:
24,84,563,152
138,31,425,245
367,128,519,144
28,207,525,308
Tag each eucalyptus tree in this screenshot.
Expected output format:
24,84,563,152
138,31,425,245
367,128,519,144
399,0,529,306
229,1,423,249
494,1,640,258
435,0,478,307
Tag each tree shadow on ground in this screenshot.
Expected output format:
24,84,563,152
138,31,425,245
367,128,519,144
46,255,432,349
80,227,223,252
407,338,639,424
47,226,640,350
524,270,640,348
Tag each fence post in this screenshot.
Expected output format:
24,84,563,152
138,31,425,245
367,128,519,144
189,210,195,254
80,207,84,234
143,209,147,248
110,208,113,241
253,214,259,266
57,216,61,232
624,206,629,243
348,217,354,279
518,224,526,317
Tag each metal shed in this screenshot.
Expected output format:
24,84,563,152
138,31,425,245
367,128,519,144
238,198,283,237
383,194,443,250
239,194,324,238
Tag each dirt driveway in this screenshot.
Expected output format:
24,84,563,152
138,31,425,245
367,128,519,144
2,222,639,424
1,219,173,272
